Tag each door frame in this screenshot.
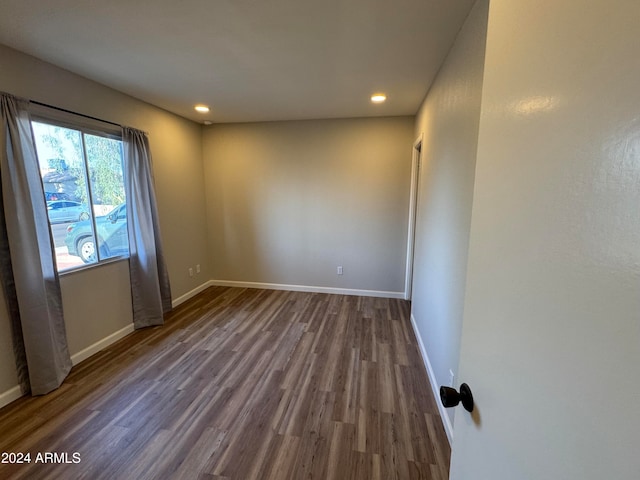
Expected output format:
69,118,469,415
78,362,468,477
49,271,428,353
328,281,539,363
404,134,422,300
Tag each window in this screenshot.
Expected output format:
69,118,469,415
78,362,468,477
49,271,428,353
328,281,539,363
31,120,129,272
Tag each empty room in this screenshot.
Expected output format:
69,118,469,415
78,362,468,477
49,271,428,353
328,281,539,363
0,0,638,479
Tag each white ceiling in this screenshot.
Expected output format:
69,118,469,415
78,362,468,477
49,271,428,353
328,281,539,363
0,0,476,123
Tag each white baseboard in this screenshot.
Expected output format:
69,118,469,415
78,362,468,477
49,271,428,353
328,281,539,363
410,313,454,445
171,281,215,308
1,323,135,408
0,385,23,409
209,279,404,299
70,323,135,366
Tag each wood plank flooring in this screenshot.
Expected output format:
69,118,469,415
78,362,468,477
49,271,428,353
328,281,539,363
0,287,450,479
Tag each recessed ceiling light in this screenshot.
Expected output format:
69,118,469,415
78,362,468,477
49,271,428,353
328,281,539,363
371,94,387,103
194,104,210,113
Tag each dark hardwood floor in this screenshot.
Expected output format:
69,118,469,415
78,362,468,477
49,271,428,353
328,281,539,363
0,287,450,479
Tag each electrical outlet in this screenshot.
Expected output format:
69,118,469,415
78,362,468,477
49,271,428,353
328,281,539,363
196,264,201,274
449,369,455,387
337,265,343,275
188,267,194,277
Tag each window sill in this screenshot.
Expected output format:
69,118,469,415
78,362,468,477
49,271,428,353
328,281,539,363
58,255,129,277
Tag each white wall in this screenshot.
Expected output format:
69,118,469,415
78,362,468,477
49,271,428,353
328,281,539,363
0,44,210,399
202,117,414,295
451,0,640,478
411,0,489,435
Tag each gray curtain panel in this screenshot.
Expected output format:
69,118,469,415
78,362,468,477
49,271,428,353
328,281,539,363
0,193,29,394
123,127,172,328
0,93,72,395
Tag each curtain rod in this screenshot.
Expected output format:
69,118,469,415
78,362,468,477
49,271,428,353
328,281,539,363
27,98,148,135
2,91,149,135
30,100,124,129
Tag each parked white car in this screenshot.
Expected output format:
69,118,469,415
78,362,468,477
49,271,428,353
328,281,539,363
46,200,90,224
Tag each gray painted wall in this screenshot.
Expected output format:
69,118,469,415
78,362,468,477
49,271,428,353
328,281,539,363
202,117,414,294
411,0,489,434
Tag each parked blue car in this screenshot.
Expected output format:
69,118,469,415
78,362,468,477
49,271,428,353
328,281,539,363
65,204,129,263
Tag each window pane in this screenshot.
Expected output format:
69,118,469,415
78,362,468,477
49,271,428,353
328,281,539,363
32,120,129,272
84,134,129,261
32,121,97,271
